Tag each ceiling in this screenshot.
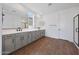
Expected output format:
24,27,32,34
21,3,79,15
1,3,79,16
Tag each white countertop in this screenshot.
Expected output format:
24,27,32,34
2,28,45,35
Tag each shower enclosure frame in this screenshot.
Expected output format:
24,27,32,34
73,14,79,47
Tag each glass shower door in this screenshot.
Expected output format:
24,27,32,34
73,14,79,46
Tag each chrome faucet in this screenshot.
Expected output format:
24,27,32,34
16,27,22,31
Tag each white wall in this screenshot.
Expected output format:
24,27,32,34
43,13,59,38
43,6,79,42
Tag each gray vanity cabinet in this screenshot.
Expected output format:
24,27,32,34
2,30,45,55
2,34,16,54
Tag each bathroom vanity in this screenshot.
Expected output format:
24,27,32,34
2,4,45,55
2,29,45,55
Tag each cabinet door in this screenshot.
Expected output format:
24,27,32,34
35,31,38,40
40,30,45,37
32,31,41,41
15,33,22,49
24,32,29,45
2,35,15,54
28,32,32,44
43,30,45,36
20,33,26,47
2,36,5,55
36,30,45,39
37,30,41,39
31,31,36,42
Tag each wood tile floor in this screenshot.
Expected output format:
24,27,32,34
11,37,79,55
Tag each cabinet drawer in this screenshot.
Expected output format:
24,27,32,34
3,35,12,39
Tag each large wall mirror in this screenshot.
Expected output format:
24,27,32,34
1,4,45,30
2,4,34,29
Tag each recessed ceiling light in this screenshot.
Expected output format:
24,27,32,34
48,3,52,6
